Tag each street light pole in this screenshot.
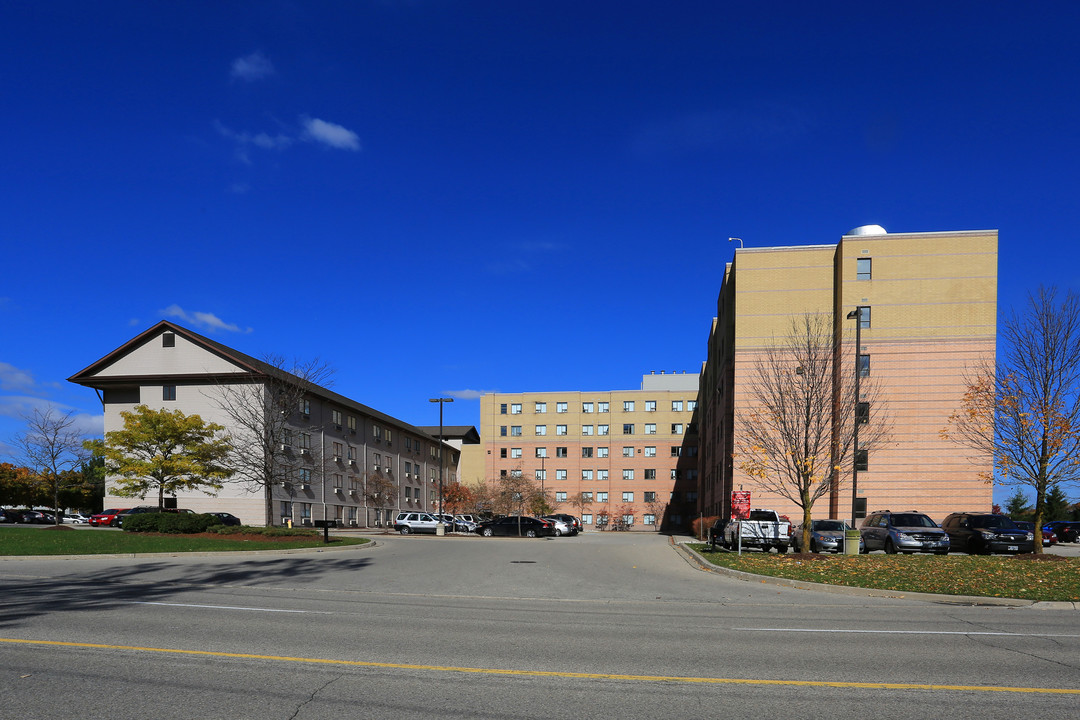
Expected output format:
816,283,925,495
429,397,454,530
845,307,863,528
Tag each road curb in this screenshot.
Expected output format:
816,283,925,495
0,538,377,561
673,539,1076,608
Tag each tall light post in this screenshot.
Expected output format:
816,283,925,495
728,237,744,249
845,307,863,529
429,397,454,529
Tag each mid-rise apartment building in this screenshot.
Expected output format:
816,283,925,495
479,373,700,531
698,226,997,524
69,321,465,527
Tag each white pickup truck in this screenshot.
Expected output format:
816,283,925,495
714,509,791,553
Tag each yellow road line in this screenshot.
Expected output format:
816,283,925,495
2,637,1077,695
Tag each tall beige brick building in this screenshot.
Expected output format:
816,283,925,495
698,226,997,525
477,373,700,531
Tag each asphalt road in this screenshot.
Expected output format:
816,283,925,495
1,531,1077,719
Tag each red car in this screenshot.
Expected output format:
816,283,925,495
89,508,130,527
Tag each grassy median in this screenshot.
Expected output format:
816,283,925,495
687,544,1080,602
0,527,370,555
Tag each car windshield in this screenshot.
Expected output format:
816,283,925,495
972,515,1016,529
892,514,937,528
814,520,847,531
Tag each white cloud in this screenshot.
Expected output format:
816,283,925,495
0,394,53,419
230,51,275,82
214,121,292,152
0,362,36,393
301,117,361,151
161,305,251,334
446,389,490,400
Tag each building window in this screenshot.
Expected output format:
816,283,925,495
644,423,656,435
622,491,634,502
555,491,567,502
687,490,698,501
622,470,634,480
623,401,635,412
300,503,312,520
511,426,522,436
644,446,656,457
162,332,175,348
511,403,522,415
333,442,343,459
556,469,567,481
536,425,547,436
855,448,868,471
500,403,507,414
300,433,311,449
582,513,593,525
557,402,568,413
556,447,567,458
556,425,567,436
622,514,634,526
857,402,870,424
499,448,507,458
672,423,684,435
623,424,634,434
162,385,176,401
644,469,656,480
597,447,609,458
280,501,292,520
859,354,870,377
598,402,609,413
511,448,522,459
582,425,594,436
598,424,609,436
500,426,507,437
582,469,593,481
300,399,311,417
582,492,593,502
857,257,872,281
687,446,698,457
645,400,656,412
535,469,547,481
672,400,683,412
535,402,547,413
597,469,609,480
582,447,593,458
597,491,608,503
643,514,656,525
536,447,547,458
348,415,357,433
373,424,382,441
622,446,634,457
332,410,342,430
671,446,681,457
583,402,594,413
688,400,697,411
857,305,871,328
644,491,656,502
299,468,311,485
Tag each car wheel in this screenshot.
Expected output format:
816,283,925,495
526,529,537,538
398,526,410,535
110,519,119,528
482,527,494,537
810,539,818,553
777,544,788,554
884,539,897,554
554,528,562,537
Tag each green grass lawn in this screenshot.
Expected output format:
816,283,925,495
687,544,1080,602
0,527,370,555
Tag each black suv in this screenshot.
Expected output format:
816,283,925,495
941,512,1034,555
859,510,950,554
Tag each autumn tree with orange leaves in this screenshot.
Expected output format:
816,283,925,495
737,313,890,552
943,287,1080,553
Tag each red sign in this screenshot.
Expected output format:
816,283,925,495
731,491,751,520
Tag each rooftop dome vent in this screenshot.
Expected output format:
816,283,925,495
847,224,887,236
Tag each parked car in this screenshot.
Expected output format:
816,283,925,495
475,516,555,538
541,516,572,536
90,508,131,527
393,512,442,534
208,512,242,526
941,513,1034,554
0,509,28,524
544,513,581,535
63,513,90,524
714,509,791,553
791,519,863,553
1013,521,1056,546
859,510,950,554
20,510,57,525
1044,521,1080,543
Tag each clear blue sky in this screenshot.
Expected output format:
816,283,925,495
3,2,1078,505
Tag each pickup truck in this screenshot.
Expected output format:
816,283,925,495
712,509,791,553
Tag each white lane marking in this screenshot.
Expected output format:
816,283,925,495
733,628,1080,637
129,601,331,614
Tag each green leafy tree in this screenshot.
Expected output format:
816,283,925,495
88,405,233,509
943,287,1080,552
15,408,91,524
1004,488,1033,521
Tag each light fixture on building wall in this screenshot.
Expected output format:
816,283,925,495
845,308,863,529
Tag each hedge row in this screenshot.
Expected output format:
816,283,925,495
122,513,223,534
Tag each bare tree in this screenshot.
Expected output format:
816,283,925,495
737,313,890,552
211,355,334,526
943,287,1080,552
363,470,397,534
567,491,593,524
15,408,91,525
